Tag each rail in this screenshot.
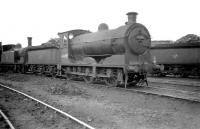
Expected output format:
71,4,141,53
0,109,15,129
0,84,95,129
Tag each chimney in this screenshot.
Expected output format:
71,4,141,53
126,12,138,24
27,37,32,47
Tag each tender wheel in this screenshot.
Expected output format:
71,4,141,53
104,77,118,87
83,76,94,84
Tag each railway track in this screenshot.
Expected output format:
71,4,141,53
2,72,200,103
0,73,200,128
148,77,200,87
147,77,200,100
0,109,15,129
66,77,200,102
126,79,200,102
132,84,200,102
58,77,200,103
0,83,95,129
53,74,200,102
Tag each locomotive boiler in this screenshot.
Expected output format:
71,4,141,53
68,20,150,59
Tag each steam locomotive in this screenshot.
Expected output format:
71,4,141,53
151,35,200,77
0,12,153,87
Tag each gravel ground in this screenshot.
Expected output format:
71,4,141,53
0,86,84,129
0,73,200,129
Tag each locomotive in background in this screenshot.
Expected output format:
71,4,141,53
151,34,200,78
0,12,153,87
0,43,23,72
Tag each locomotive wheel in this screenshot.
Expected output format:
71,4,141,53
50,67,57,77
181,73,188,78
104,77,118,87
51,73,56,78
65,73,71,81
83,76,94,84
39,67,45,75
50,70,56,77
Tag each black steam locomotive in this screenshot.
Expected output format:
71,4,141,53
0,12,153,87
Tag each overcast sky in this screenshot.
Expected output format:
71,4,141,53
0,0,199,47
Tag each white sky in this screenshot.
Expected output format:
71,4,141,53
0,0,199,47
